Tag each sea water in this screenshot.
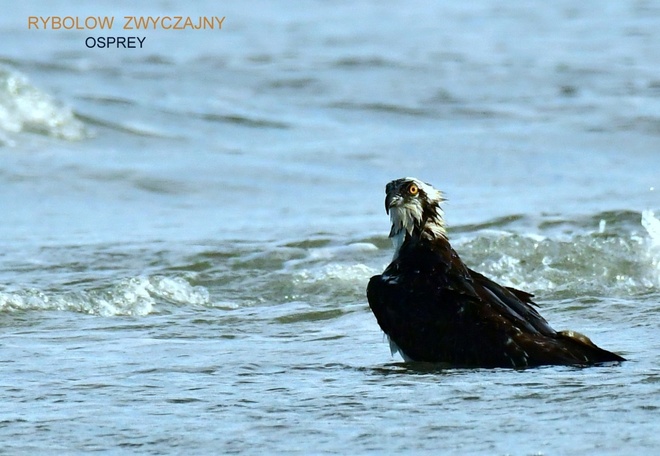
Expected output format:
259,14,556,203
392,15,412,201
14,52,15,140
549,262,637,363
1,1,660,454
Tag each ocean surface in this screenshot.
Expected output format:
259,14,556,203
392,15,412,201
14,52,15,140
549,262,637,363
1,1,660,454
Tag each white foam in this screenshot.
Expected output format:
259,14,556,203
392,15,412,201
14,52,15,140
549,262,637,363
0,65,86,140
641,210,660,285
305,243,378,260
146,276,210,306
312,263,376,281
455,226,660,297
642,210,660,247
0,276,209,317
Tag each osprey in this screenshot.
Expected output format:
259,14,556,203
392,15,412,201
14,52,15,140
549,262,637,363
367,177,625,368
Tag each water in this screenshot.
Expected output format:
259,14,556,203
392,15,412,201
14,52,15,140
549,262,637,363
1,0,660,454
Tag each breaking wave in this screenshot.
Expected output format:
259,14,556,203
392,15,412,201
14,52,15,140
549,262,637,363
276,211,660,307
0,276,209,317
455,211,660,299
1,211,657,318
0,65,86,143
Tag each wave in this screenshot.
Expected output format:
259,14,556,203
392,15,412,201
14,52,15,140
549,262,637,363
0,276,208,317
1,211,658,317
0,65,86,143
455,229,658,300
268,211,660,309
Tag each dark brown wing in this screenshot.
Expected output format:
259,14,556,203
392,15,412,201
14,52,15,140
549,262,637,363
465,267,625,364
466,268,556,337
367,271,487,364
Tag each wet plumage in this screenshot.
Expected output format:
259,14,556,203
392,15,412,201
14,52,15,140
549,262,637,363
367,177,625,368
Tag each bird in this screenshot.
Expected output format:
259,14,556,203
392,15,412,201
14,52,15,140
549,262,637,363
367,177,626,368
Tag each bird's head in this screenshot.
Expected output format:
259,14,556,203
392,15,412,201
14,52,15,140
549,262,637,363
385,177,447,253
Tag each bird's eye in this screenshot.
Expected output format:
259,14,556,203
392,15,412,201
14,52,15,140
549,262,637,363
408,183,419,196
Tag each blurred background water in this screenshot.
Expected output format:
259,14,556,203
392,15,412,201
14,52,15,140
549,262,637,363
1,1,659,454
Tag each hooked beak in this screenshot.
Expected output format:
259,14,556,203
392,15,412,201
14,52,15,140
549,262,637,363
385,193,401,215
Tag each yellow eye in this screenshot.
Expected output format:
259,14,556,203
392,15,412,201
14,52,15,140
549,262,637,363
408,183,419,196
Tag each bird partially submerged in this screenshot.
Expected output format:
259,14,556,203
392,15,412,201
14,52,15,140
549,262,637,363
367,177,625,368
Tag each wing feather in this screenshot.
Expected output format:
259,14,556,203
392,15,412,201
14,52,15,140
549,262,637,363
467,268,556,337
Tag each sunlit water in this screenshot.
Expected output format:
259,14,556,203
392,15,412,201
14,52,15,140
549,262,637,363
1,1,660,454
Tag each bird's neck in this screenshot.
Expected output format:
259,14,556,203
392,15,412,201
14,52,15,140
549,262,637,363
389,208,447,259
